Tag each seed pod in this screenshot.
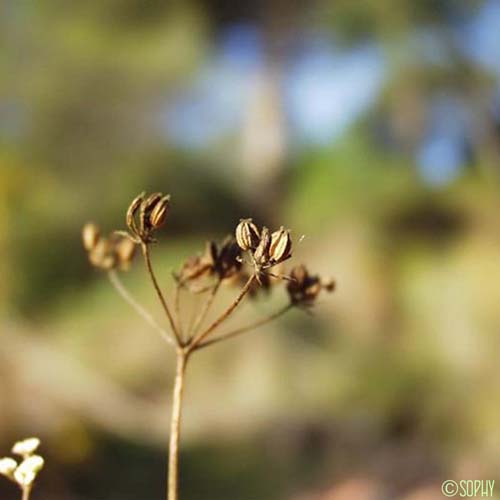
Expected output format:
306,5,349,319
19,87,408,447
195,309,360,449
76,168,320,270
139,192,164,234
149,195,170,229
89,239,116,270
115,237,136,270
82,223,100,251
290,264,307,286
287,265,333,306
126,192,145,234
322,278,336,292
269,227,292,263
216,237,242,279
235,218,260,251
304,281,322,302
206,240,218,267
253,226,271,265
137,193,158,232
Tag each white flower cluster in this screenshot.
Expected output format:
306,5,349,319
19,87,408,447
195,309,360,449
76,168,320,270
0,438,44,489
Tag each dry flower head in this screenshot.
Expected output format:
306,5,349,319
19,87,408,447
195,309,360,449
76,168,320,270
82,224,136,271
126,191,171,243
287,265,335,307
82,192,335,500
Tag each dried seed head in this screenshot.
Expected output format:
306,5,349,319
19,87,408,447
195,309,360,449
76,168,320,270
149,195,170,229
82,223,100,251
322,278,336,292
176,242,215,285
115,237,136,270
235,270,271,298
14,455,44,487
140,192,162,230
291,263,307,284
215,237,242,279
235,218,260,251
0,457,17,479
175,236,242,288
286,265,334,306
12,438,40,458
125,191,171,243
126,192,145,234
253,226,271,265
144,192,163,211
88,239,116,270
84,227,137,272
269,227,292,263
177,256,210,284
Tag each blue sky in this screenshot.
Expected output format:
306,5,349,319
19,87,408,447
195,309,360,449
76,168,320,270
162,0,500,186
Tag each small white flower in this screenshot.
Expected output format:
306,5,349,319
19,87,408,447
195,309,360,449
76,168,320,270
0,457,17,478
13,455,44,487
12,438,40,457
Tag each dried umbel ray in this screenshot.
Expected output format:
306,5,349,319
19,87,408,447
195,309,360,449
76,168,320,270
82,193,335,500
0,438,44,500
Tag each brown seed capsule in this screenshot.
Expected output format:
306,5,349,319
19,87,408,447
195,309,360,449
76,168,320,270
82,223,100,251
290,264,307,285
269,227,292,263
215,236,242,279
115,237,136,270
149,195,170,229
235,218,260,251
140,192,163,232
88,239,116,270
253,226,271,265
286,265,328,306
126,192,145,234
322,278,336,292
176,241,216,284
144,192,163,211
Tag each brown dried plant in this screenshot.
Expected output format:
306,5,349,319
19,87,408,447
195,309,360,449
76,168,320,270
82,192,335,500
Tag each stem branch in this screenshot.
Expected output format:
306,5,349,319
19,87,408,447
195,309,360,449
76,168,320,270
108,270,175,346
141,243,182,345
196,304,292,350
190,274,255,349
188,280,221,340
174,280,184,341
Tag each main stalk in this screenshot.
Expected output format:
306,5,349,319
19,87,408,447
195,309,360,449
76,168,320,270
168,350,188,500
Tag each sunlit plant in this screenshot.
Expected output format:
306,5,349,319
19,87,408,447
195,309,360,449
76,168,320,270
82,192,335,500
0,438,44,500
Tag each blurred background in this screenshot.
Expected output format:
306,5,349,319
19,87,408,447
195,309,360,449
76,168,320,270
2,0,500,499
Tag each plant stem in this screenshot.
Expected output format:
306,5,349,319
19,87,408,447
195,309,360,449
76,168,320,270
141,243,182,346
191,274,255,348
21,486,31,500
195,304,292,350
174,280,184,341
108,270,175,346
168,350,188,500
188,280,221,339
